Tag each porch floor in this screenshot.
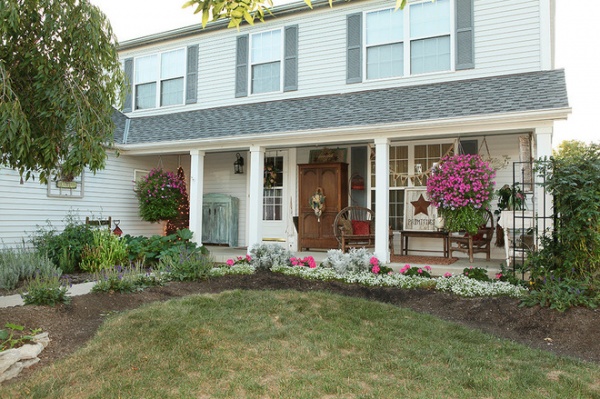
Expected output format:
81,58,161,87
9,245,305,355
206,245,504,278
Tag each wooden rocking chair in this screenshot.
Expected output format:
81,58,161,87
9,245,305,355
333,206,393,254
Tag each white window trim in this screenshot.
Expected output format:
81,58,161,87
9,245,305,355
248,27,284,96
363,0,455,82
133,47,187,111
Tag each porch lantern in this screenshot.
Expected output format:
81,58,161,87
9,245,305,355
233,153,244,174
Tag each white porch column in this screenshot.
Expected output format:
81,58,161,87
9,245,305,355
374,138,390,262
247,145,265,252
189,149,205,245
534,126,554,231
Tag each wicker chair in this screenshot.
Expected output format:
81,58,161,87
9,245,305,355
333,206,393,254
448,210,494,262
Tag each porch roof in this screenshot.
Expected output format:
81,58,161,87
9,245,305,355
114,69,569,146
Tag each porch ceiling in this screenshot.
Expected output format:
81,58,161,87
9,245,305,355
114,69,569,153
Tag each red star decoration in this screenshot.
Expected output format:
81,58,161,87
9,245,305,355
411,194,431,216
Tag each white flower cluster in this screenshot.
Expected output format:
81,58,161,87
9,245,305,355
271,264,340,280
435,275,526,298
269,265,526,298
209,264,256,277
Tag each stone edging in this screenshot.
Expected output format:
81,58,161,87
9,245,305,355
0,333,50,383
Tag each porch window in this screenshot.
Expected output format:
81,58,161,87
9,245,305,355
134,48,185,110
263,156,284,221
370,141,453,230
251,29,282,94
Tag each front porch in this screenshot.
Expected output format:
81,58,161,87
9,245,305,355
206,245,504,278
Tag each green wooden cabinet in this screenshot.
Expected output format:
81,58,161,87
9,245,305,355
202,193,239,247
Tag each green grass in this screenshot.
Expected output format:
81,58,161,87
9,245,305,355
6,290,600,398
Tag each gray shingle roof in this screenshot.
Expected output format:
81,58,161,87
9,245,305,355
120,69,568,145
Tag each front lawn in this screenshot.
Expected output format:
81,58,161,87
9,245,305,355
5,290,599,398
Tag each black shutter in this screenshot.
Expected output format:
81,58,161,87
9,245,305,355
346,13,362,84
235,35,249,98
456,0,474,70
284,25,299,92
123,58,133,112
186,44,199,104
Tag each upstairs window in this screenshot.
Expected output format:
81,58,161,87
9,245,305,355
410,0,451,74
366,8,404,79
251,29,282,94
364,0,451,80
134,48,185,110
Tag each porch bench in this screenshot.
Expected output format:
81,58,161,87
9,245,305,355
399,230,449,258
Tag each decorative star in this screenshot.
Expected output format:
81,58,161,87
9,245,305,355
411,194,431,216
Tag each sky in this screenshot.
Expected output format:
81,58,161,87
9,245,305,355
90,0,599,147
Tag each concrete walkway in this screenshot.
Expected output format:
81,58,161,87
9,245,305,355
0,282,96,308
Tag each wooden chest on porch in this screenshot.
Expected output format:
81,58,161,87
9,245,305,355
298,162,348,250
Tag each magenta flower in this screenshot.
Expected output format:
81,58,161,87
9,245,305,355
372,265,380,274
226,259,234,266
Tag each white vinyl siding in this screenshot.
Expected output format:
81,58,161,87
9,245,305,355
0,154,171,247
119,0,545,113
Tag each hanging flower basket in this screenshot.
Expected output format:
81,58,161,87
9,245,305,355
135,168,187,223
426,154,496,235
309,187,326,222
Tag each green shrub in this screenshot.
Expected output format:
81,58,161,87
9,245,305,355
249,243,294,271
30,218,94,273
21,272,70,306
320,248,376,274
123,229,207,266
80,229,129,272
0,245,59,290
158,247,214,281
520,276,600,312
92,263,166,293
533,141,600,281
462,266,491,282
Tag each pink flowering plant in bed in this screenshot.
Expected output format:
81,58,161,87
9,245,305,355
426,154,496,235
290,256,317,268
400,264,432,278
226,255,253,267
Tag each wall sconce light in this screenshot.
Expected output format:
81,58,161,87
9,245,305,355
234,153,244,174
